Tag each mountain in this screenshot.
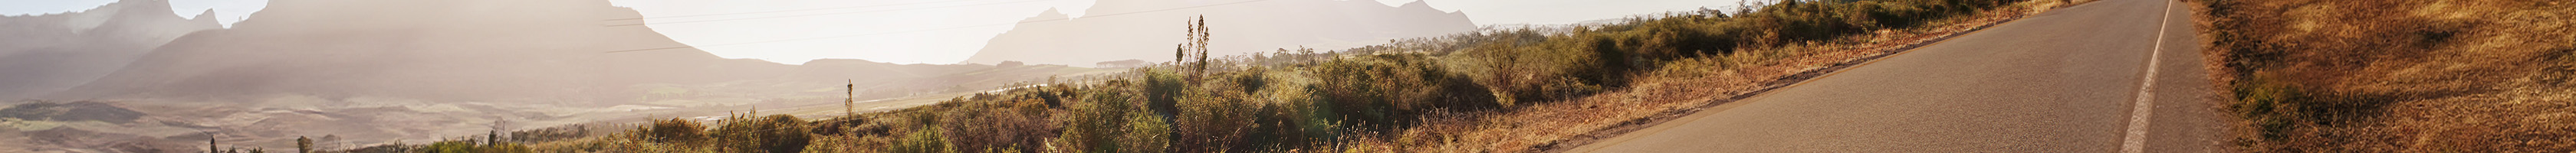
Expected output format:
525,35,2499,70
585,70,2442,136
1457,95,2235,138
51,0,797,103
784,59,989,83
961,0,1477,66
0,0,224,99
0,0,1127,151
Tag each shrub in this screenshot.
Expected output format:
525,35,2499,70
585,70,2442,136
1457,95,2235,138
637,119,707,144
1142,68,1187,118
1175,78,1258,151
1054,83,1172,152
890,125,952,153
1309,54,1496,130
413,140,530,153
1452,35,1608,105
938,98,1052,151
710,114,811,153
1116,109,1174,153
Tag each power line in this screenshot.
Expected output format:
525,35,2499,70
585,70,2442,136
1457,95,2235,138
603,0,1057,27
603,0,1275,54
604,0,1019,21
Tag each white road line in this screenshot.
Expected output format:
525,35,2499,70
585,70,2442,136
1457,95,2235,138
2118,0,2176,152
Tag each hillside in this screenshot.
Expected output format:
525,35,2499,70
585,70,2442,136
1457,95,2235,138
396,0,2074,152
2193,0,2575,151
0,0,222,99
960,0,1476,66
51,0,795,103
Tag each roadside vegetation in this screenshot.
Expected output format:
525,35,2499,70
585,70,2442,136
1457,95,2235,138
2192,0,2575,151
304,0,2080,152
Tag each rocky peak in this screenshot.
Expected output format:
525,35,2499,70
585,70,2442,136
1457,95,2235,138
112,0,177,16
190,9,220,28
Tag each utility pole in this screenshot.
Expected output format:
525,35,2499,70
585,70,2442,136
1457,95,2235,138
845,80,855,117
296,136,312,153
207,132,216,153
488,118,508,147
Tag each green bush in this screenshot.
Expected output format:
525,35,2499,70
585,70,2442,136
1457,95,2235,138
1175,83,1257,152
1116,109,1174,153
890,125,952,153
1143,68,1187,118
710,114,811,153
412,140,529,153
1311,54,1495,129
1451,34,1611,105
1053,81,1172,152
637,119,707,144
938,97,1051,151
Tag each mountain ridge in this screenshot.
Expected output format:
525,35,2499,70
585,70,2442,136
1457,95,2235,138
51,0,795,103
0,0,222,99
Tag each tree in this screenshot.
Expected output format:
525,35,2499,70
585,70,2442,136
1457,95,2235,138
485,131,499,147
1175,44,1186,67
997,60,1026,67
296,136,313,153
487,118,508,146
207,132,218,153
1297,47,1316,64
320,135,342,151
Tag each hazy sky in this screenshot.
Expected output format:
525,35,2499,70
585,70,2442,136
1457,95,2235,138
4,0,1761,64
0,0,268,28
0,0,118,15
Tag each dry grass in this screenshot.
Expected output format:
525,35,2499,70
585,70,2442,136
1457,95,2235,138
2192,0,2576,151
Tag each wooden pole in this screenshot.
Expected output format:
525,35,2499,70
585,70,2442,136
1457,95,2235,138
846,80,855,117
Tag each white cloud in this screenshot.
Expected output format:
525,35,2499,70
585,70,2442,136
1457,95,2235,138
169,0,268,28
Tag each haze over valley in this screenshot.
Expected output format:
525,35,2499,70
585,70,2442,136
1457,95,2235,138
0,0,1516,151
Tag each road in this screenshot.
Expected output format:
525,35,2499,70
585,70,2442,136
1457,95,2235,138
1566,0,2225,152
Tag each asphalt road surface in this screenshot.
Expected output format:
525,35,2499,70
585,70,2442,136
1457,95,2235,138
1566,0,2225,152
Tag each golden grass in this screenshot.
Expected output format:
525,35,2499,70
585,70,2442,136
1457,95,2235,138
2192,0,2576,151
